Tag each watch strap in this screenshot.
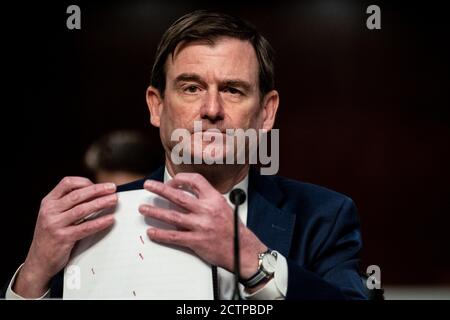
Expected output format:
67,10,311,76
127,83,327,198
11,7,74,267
240,249,275,288
240,269,268,288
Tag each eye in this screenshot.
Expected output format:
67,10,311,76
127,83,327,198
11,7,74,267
184,85,200,94
224,87,242,95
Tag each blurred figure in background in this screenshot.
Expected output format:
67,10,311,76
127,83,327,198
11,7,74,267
84,130,162,185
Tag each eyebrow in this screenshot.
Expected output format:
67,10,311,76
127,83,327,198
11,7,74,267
173,73,253,92
173,73,206,87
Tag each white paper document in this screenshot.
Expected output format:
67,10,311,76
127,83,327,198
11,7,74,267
63,189,213,299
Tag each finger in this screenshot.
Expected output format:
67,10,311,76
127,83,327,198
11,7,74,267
67,214,115,241
57,193,118,226
144,180,198,212
45,176,93,201
56,182,116,212
139,204,196,230
147,228,191,248
166,172,215,199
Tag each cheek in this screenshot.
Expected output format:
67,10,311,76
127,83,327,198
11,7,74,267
159,111,180,149
159,98,197,140
160,97,184,128
229,103,262,128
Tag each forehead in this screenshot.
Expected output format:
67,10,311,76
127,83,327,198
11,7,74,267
165,37,259,83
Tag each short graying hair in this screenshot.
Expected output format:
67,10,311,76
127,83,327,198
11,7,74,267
150,10,275,98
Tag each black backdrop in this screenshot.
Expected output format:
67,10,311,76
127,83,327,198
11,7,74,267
1,0,449,288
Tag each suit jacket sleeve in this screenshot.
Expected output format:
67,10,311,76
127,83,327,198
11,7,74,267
286,197,367,300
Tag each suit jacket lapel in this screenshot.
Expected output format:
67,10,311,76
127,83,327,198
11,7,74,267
147,166,165,182
247,168,296,257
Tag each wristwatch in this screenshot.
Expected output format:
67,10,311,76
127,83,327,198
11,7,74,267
241,249,278,288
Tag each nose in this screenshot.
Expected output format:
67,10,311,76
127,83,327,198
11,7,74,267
200,90,225,123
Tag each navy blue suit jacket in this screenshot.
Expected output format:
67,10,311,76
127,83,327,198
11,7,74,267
3,166,367,300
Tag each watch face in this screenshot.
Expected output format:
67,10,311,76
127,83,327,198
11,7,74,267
261,253,277,274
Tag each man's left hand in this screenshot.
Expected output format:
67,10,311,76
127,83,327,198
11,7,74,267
138,172,267,279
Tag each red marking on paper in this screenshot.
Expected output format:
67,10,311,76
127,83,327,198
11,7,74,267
139,253,144,260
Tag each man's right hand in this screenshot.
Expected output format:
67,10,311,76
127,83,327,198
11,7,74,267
13,177,118,298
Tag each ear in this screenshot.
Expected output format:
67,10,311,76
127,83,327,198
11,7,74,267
261,90,279,131
146,86,163,127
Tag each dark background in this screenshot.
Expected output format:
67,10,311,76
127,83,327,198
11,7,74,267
2,0,449,288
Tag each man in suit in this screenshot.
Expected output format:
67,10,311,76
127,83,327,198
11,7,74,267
3,10,367,300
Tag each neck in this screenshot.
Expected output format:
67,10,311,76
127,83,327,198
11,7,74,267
165,158,249,194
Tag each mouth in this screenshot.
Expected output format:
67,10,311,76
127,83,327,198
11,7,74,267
190,129,233,136
199,131,226,139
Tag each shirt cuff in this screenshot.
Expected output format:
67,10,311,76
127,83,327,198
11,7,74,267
5,263,51,300
242,251,288,300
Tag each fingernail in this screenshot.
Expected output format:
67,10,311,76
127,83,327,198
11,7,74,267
139,205,148,213
106,194,117,204
105,183,116,191
106,215,115,224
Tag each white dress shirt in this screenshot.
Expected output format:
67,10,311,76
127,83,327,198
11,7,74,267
6,168,288,299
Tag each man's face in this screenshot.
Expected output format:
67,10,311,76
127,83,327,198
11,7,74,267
147,36,278,163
